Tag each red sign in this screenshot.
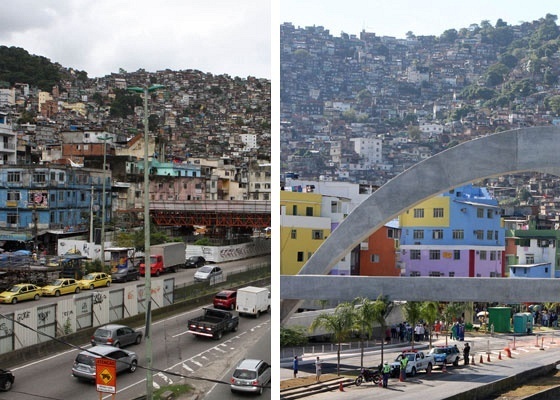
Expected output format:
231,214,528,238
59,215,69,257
96,358,117,394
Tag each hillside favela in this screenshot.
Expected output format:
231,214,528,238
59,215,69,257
280,14,560,400
0,46,271,399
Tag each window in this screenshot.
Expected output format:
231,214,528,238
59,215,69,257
7,191,20,201
290,229,297,239
487,230,494,240
429,271,442,277
490,251,496,261
370,254,380,263
433,208,444,218
495,231,499,241
449,272,455,277
477,208,484,218
413,208,424,218
33,172,47,183
474,230,484,240
487,209,493,218
454,250,461,260
410,250,421,260
7,213,18,225
452,229,464,239
526,254,534,264
306,207,313,216
297,252,304,262
432,229,443,240
479,251,487,260
292,205,297,215
413,230,424,240
7,171,21,183
429,250,440,260
312,230,323,240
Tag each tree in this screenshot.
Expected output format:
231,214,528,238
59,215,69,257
352,297,377,368
309,302,354,375
371,295,392,364
402,301,422,349
420,302,440,349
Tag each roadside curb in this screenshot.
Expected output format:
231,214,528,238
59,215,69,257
280,377,354,400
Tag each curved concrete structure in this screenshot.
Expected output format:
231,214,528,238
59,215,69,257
281,126,560,321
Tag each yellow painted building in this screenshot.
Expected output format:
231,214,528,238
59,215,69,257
399,196,450,227
280,191,331,275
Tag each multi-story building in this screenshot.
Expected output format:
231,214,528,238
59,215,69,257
0,114,16,165
0,165,107,253
349,137,382,166
280,191,331,275
399,184,504,277
359,220,401,276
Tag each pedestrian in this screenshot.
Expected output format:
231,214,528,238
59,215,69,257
293,355,299,378
463,343,470,365
400,354,409,381
315,356,322,382
382,361,391,388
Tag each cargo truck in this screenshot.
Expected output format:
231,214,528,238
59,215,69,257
139,242,185,277
236,286,270,318
187,307,239,340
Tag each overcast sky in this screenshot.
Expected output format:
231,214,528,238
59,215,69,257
281,0,558,39
0,0,271,79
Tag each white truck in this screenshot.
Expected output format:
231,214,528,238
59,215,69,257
140,242,186,276
236,286,270,318
390,350,434,377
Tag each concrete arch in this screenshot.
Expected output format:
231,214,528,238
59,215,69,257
281,126,560,321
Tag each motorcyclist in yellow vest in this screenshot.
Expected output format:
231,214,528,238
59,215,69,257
400,354,409,381
382,361,391,388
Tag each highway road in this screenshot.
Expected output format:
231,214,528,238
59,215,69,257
6,301,271,399
0,255,269,314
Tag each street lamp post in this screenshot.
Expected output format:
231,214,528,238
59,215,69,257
99,135,112,266
127,84,164,400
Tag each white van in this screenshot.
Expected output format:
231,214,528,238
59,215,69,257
236,286,270,318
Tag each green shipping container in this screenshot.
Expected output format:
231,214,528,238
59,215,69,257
488,307,511,333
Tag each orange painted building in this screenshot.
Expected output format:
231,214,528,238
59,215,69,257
359,224,401,276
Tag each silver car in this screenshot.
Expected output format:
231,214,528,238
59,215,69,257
72,345,138,381
194,265,223,282
230,359,271,395
91,324,142,348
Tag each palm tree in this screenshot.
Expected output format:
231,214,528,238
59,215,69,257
372,295,392,364
442,302,471,344
420,301,440,349
309,302,354,376
352,296,377,368
402,301,422,350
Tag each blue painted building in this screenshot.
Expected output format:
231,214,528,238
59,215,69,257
0,165,107,253
399,184,505,277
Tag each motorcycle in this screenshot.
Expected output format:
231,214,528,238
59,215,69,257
354,367,381,386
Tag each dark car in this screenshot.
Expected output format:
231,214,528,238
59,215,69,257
213,290,237,310
185,256,206,268
0,369,14,391
111,267,140,283
91,324,142,348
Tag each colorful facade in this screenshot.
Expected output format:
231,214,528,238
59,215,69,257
399,184,504,277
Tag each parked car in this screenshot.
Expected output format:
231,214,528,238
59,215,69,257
0,368,14,391
78,272,111,290
185,255,206,268
213,290,237,310
194,265,223,282
72,345,138,381
0,283,42,304
91,324,142,348
41,278,81,297
428,345,461,368
230,359,271,395
111,266,140,283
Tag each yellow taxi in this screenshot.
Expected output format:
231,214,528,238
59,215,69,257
0,283,42,304
41,278,81,297
78,272,111,290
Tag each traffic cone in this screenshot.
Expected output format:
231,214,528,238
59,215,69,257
480,355,484,364
498,351,502,360
487,353,491,362
339,382,345,392
471,355,475,365
442,363,447,373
